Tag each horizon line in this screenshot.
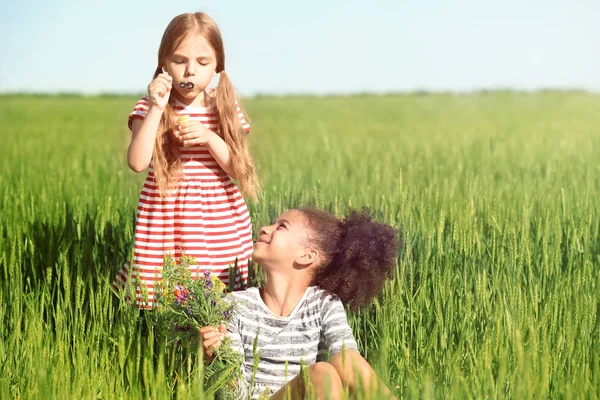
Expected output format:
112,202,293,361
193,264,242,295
1,87,598,98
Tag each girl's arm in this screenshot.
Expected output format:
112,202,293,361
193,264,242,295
127,72,172,172
321,295,395,398
206,132,237,178
329,350,396,399
127,108,163,172
178,121,238,178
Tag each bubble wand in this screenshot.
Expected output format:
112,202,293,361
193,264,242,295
160,67,192,127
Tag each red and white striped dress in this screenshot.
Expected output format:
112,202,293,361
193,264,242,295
113,96,254,308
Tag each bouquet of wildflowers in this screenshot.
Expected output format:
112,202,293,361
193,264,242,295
150,254,242,398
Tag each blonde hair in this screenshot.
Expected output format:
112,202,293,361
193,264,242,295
152,12,260,200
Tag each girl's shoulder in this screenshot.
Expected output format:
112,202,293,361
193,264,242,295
201,88,243,108
229,287,263,316
204,88,217,108
132,96,150,109
230,286,260,302
309,286,339,301
128,96,151,129
309,286,345,314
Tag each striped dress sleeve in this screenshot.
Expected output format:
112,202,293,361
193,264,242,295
235,100,251,134
128,96,150,130
321,294,359,356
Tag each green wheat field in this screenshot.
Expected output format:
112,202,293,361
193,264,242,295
1,92,599,399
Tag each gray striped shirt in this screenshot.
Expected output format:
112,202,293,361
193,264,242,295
227,286,358,398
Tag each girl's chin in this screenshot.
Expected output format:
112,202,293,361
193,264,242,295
172,88,199,100
251,251,277,270
251,248,264,262
176,90,198,98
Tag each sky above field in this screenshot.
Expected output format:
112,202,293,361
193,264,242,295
1,0,599,95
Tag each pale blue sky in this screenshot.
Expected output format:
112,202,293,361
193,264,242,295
1,0,599,95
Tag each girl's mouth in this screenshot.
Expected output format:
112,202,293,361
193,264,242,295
179,82,194,89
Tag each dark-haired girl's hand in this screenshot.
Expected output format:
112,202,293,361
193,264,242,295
199,323,227,360
178,120,216,147
147,72,172,110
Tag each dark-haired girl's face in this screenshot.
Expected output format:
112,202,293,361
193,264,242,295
252,210,315,269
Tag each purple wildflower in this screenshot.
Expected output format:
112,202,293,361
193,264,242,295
222,309,231,320
204,271,213,287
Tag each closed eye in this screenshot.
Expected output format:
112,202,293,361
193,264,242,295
273,218,290,230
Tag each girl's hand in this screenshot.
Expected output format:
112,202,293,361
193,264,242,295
147,72,173,110
200,323,227,359
178,120,215,147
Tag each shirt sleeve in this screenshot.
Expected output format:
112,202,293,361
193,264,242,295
235,100,251,134
321,294,359,356
128,96,150,130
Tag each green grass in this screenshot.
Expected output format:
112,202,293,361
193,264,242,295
1,92,599,398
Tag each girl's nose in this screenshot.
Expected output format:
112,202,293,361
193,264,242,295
185,63,196,77
259,226,271,236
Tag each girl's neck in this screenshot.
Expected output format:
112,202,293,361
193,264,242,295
260,271,311,317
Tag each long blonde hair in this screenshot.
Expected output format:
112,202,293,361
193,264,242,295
152,12,260,200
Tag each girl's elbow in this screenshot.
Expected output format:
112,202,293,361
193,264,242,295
226,164,238,179
128,159,148,173
130,166,146,173
127,145,150,172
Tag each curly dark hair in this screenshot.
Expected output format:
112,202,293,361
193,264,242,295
298,207,400,311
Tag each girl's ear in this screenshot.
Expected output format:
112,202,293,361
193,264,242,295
295,248,319,267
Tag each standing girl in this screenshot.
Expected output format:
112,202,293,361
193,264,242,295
113,12,259,308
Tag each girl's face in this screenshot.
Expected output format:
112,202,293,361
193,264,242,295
252,210,318,269
164,33,218,102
